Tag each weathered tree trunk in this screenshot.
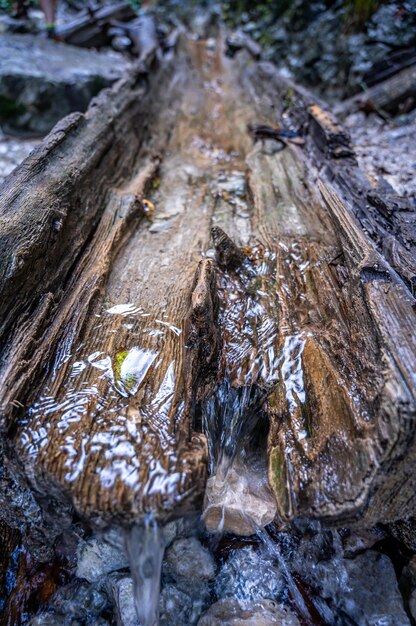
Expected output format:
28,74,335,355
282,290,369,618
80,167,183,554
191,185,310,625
0,37,415,540
337,64,416,116
55,2,136,47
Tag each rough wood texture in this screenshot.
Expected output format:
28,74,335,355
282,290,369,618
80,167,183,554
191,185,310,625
55,2,135,47
243,59,416,525
0,38,415,530
337,64,416,116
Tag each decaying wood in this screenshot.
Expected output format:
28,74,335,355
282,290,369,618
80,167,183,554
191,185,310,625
55,2,135,47
242,59,416,524
0,37,415,533
363,49,416,87
337,64,416,117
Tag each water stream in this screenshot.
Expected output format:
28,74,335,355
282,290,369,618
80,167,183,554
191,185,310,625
125,518,165,626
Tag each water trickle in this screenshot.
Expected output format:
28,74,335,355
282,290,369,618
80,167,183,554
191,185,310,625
256,526,312,625
125,517,165,626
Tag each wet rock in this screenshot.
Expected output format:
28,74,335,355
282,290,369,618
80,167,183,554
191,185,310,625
0,34,130,136
341,526,387,556
27,615,78,626
0,458,72,562
215,546,285,604
197,598,300,626
107,575,138,626
159,584,193,626
76,534,129,583
409,590,416,622
48,579,109,619
399,555,416,620
341,551,410,625
164,537,216,582
388,517,416,551
291,530,349,601
203,458,277,536
162,536,214,623
28,613,109,626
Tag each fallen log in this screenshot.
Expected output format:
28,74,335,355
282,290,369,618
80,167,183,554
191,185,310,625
0,36,415,541
363,47,416,87
337,64,416,117
55,1,136,48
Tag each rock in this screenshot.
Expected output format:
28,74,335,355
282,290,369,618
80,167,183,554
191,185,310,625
159,584,193,626
48,579,108,619
107,575,138,626
0,34,130,136
388,517,416,551
340,526,387,556
215,546,285,604
203,458,277,536
162,536,214,623
0,459,73,563
291,530,349,602
76,534,129,583
399,555,416,619
28,614,110,626
409,588,416,621
197,598,300,626
164,537,216,582
341,551,410,626
27,615,78,626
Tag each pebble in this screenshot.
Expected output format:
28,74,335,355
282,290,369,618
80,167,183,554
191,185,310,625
76,534,129,583
164,537,216,582
107,575,138,626
49,579,108,618
159,584,193,626
197,598,300,626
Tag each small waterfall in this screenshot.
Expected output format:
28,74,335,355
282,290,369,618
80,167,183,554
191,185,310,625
125,516,165,626
256,526,313,624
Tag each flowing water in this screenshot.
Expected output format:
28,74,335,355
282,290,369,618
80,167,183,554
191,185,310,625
5,34,413,626
125,518,165,626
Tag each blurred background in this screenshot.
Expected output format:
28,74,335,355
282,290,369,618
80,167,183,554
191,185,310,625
0,0,415,188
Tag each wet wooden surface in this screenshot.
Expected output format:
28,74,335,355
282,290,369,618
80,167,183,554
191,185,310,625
0,37,415,528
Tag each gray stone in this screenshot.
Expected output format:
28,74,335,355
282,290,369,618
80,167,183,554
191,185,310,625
388,517,416,552
341,551,410,626
197,598,300,626
341,527,387,556
76,534,129,583
27,615,77,626
409,588,416,621
215,546,285,604
49,579,108,619
203,459,276,536
291,530,348,601
107,575,138,626
164,537,216,582
159,584,193,626
0,34,130,136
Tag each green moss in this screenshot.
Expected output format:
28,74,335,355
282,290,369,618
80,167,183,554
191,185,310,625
114,349,139,391
283,87,294,110
114,350,129,379
151,176,160,190
269,445,287,507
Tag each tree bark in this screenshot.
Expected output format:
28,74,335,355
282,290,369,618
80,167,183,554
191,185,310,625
0,40,415,533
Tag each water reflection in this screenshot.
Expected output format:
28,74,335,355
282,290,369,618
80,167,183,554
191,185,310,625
18,302,185,510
